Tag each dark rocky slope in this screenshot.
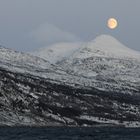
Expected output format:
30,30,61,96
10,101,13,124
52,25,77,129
0,67,140,127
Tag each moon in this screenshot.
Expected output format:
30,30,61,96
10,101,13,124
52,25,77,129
107,18,118,29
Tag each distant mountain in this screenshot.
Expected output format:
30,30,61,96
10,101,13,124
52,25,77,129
0,35,140,127
70,35,140,60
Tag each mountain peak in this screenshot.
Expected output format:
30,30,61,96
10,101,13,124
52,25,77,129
92,34,131,51
93,34,118,42
73,34,140,60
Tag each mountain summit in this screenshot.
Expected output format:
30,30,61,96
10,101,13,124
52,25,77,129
71,35,140,60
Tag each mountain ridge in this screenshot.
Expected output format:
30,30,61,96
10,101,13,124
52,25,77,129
31,35,140,63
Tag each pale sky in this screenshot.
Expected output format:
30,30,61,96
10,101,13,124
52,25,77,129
0,0,140,51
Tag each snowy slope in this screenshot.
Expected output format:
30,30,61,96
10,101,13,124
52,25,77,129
31,42,82,64
71,35,140,60
0,46,70,85
28,35,140,94
59,35,140,94
0,46,94,89
0,46,53,69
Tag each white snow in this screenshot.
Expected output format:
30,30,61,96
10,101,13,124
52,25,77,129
31,42,83,64
79,115,140,127
0,46,53,69
71,35,140,60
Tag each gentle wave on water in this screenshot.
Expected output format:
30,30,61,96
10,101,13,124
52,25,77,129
0,127,140,140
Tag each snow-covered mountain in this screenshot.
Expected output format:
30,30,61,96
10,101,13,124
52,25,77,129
0,35,140,127
58,35,140,94
70,35,140,60
32,35,140,63
31,35,140,95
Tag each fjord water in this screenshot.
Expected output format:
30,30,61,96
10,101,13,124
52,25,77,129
0,127,140,140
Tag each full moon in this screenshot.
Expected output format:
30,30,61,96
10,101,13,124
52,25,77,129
107,18,118,29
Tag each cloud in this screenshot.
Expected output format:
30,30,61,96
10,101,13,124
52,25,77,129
31,23,81,45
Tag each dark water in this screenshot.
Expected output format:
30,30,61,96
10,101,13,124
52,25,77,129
0,127,140,140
